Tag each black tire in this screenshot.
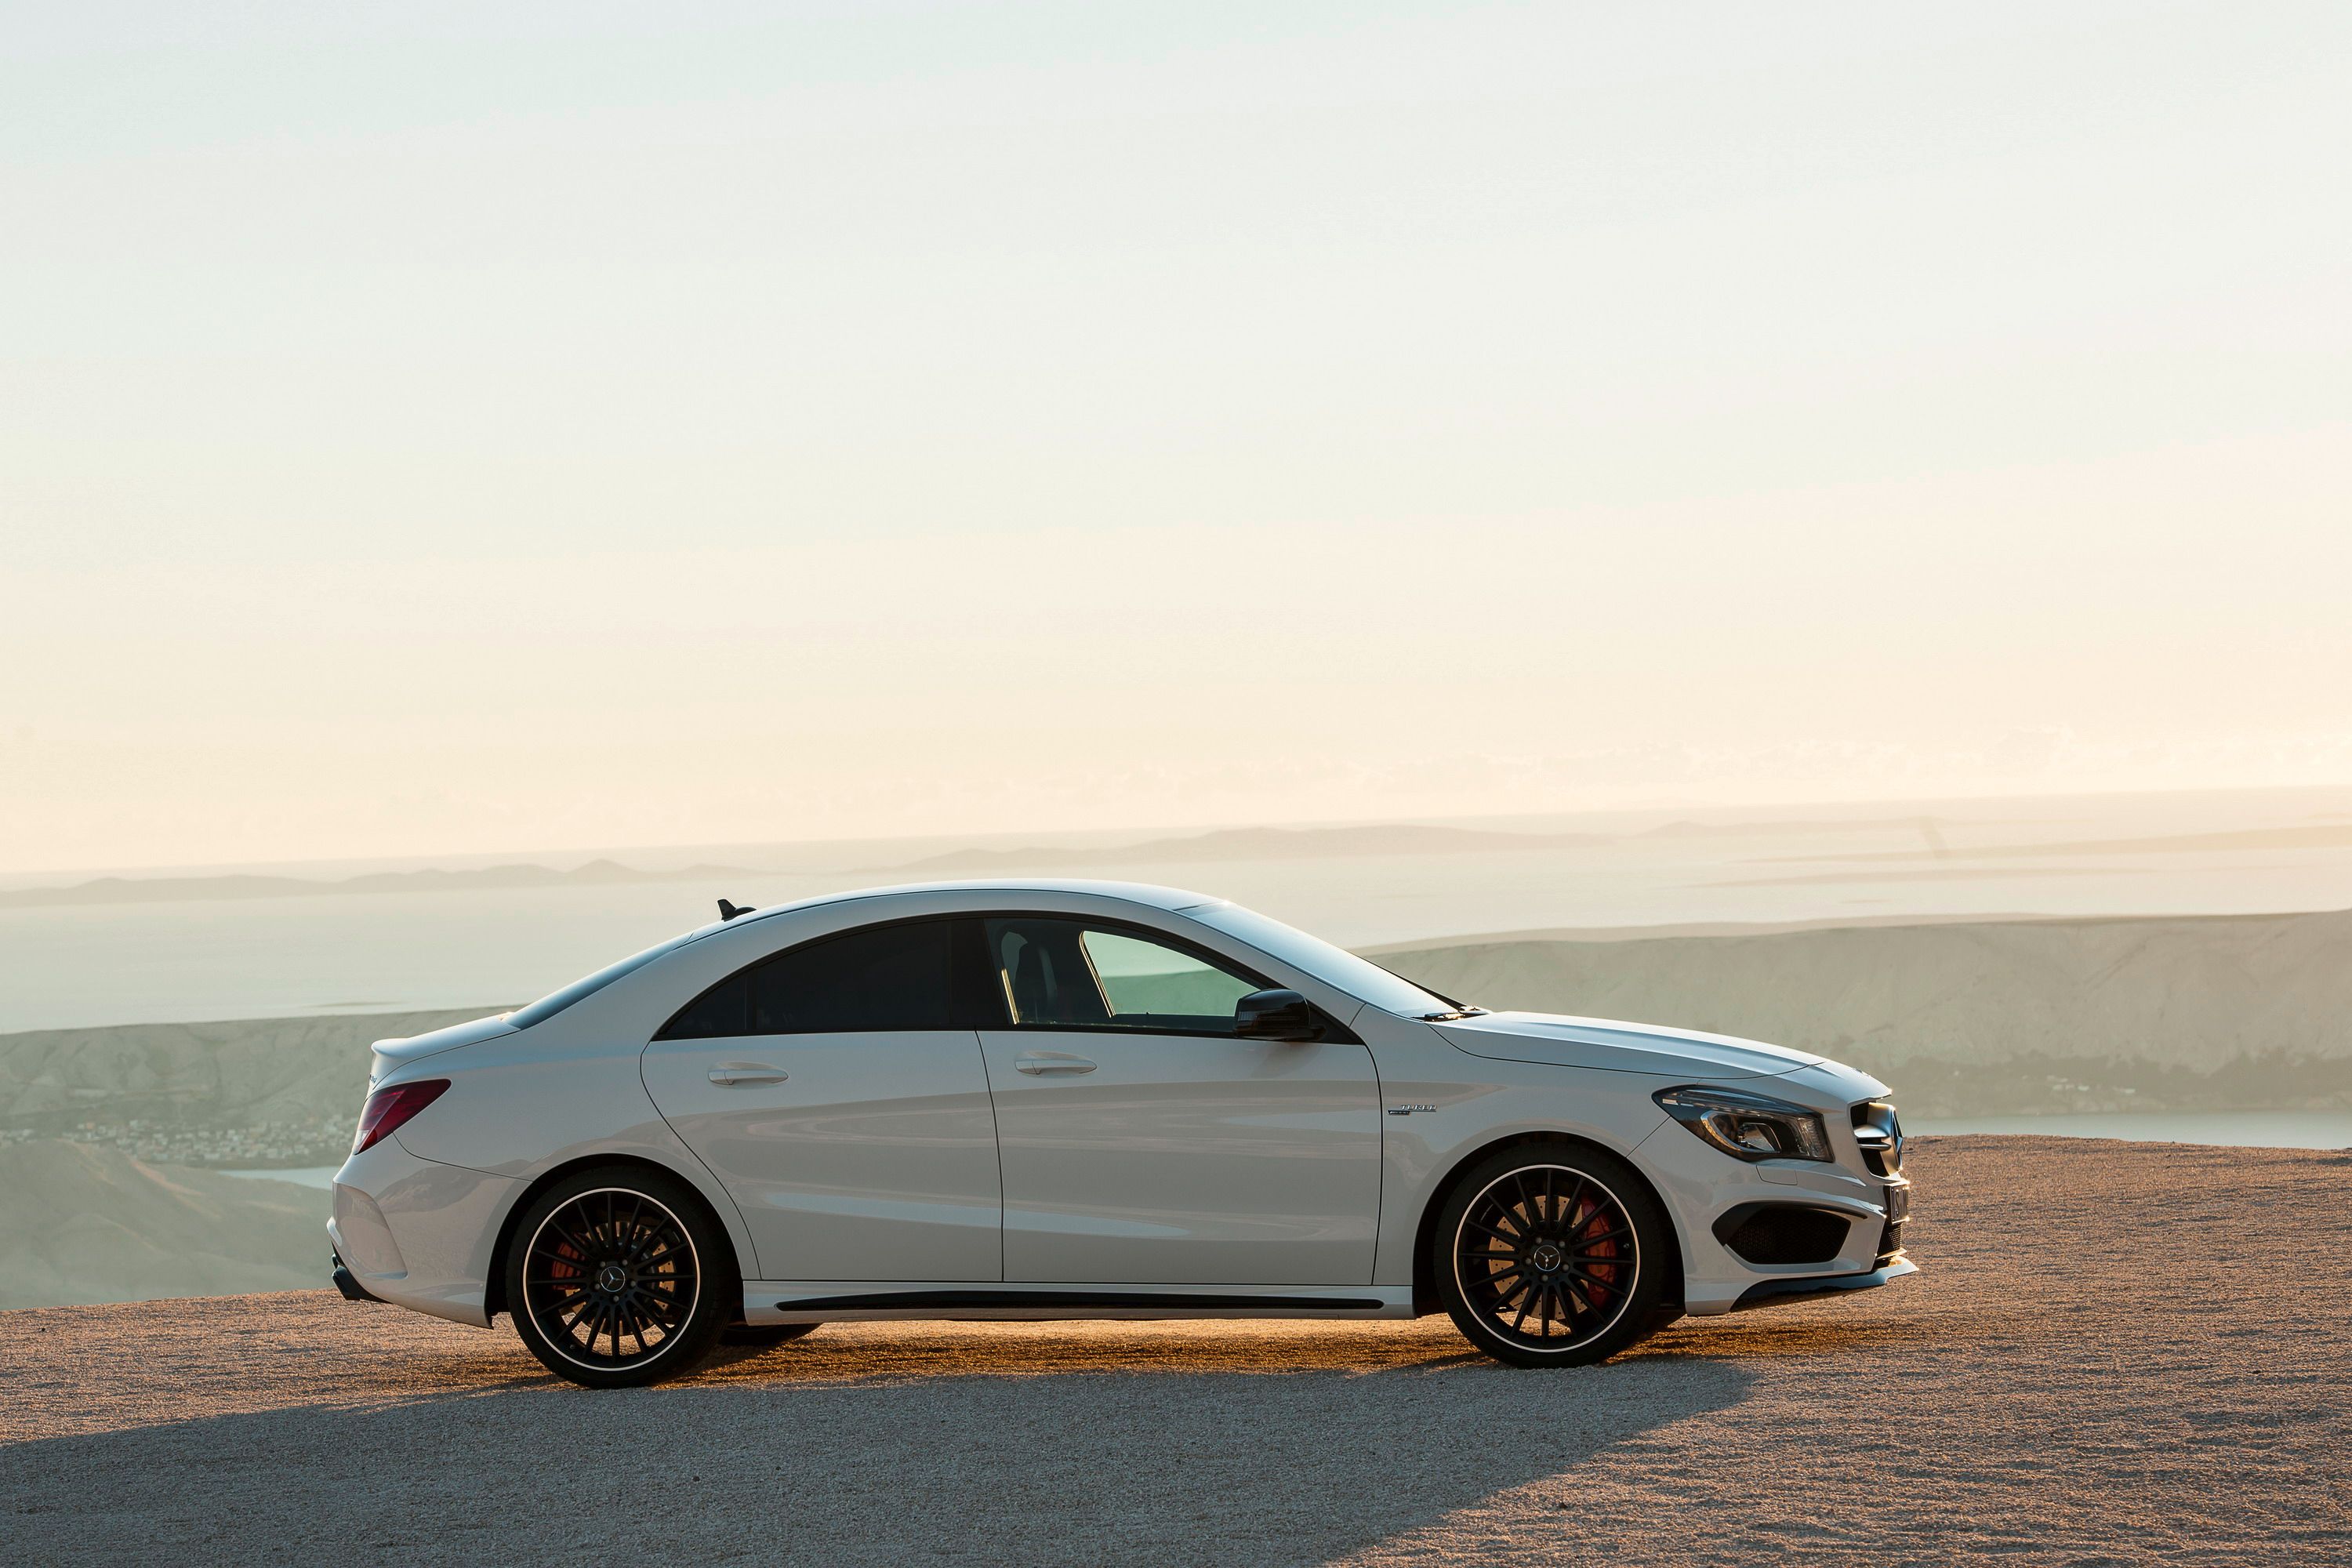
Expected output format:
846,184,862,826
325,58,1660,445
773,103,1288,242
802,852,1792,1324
721,1322,820,1349
1429,1140,1674,1368
503,1165,737,1388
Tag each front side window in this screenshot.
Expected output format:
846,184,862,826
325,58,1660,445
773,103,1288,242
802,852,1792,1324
659,918,964,1039
985,916,1260,1035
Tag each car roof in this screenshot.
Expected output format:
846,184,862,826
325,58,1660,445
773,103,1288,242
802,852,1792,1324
689,879,1225,941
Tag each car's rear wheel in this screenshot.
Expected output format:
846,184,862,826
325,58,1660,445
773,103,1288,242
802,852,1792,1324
722,1322,820,1349
504,1166,735,1388
1431,1141,1673,1368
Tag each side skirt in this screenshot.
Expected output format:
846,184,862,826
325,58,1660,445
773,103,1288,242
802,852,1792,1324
740,1283,1418,1324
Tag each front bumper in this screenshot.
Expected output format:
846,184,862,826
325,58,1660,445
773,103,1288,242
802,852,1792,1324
1734,1257,1918,1311
1636,1102,1915,1316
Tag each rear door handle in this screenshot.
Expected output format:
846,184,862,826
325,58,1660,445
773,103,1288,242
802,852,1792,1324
1015,1052,1097,1076
708,1064,789,1087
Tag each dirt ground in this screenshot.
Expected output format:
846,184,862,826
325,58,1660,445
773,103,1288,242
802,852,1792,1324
3,1136,2346,1565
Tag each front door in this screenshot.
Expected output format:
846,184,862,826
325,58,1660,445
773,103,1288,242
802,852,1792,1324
640,917,1003,1283
975,915,1383,1286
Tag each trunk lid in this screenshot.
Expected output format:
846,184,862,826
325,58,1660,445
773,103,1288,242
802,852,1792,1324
368,1012,517,1084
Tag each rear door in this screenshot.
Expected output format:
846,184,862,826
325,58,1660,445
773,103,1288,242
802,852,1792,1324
975,915,1384,1286
640,917,1004,1283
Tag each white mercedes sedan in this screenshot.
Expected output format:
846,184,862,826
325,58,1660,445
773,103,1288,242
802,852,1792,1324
329,881,1913,1387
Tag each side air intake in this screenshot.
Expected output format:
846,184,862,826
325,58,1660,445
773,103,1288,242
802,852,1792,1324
1713,1203,1852,1266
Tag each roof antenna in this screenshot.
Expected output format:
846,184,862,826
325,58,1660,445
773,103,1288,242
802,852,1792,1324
717,898,755,921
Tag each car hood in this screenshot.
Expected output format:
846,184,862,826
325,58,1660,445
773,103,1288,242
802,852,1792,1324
1432,1011,1825,1080
369,1012,517,1084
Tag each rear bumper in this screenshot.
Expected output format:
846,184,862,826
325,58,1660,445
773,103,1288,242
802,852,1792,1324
329,1250,382,1304
326,1134,519,1327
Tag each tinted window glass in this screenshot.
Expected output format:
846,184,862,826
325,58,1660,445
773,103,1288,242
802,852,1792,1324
987,918,1108,1027
659,970,748,1040
1185,902,1459,1018
659,920,964,1039
986,916,1259,1036
750,920,956,1033
1084,929,1257,1028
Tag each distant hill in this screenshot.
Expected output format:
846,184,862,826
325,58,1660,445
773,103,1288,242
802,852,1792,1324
1377,908,2352,1116
885,823,1603,872
1782,822,2352,863
1634,815,1952,840
0,1007,510,1147
0,1142,326,1308
0,858,750,910
2,814,1965,908
886,816,1958,873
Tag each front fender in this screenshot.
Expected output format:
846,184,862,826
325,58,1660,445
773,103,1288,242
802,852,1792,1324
1363,1015,1675,1290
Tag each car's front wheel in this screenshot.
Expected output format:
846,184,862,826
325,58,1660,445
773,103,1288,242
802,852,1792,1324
1431,1141,1674,1368
503,1165,736,1388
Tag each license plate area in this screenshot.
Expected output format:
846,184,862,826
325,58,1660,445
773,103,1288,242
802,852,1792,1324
1885,1181,1911,1224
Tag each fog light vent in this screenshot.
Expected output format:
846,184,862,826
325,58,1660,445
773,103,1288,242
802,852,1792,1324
1715,1203,1851,1266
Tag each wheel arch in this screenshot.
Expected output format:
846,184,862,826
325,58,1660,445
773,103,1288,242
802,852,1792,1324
481,1151,747,1323
1409,1130,1685,1316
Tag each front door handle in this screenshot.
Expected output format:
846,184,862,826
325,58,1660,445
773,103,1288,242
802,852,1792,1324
708,1064,789,1087
1014,1052,1097,1076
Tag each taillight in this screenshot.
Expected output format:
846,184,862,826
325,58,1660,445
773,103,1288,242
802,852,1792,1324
352,1079,450,1155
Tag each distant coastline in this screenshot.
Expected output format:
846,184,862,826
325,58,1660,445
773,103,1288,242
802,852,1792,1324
0,858,750,909
9,807,2295,909
0,818,1915,909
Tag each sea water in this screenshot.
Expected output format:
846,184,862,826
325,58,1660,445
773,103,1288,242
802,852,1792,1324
9,826,2352,1033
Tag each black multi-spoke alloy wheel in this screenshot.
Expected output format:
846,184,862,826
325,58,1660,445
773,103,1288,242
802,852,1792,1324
504,1166,735,1388
1432,1142,1673,1368
721,1322,820,1349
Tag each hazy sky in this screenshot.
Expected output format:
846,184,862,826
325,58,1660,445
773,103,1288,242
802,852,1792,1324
5,2,2349,873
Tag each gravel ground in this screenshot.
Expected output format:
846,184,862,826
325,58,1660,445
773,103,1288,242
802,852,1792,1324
4,1136,2346,1565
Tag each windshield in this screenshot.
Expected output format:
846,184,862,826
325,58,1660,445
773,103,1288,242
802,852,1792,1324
1183,903,1472,1020
509,931,699,1029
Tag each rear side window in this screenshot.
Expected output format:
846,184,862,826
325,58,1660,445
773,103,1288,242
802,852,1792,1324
658,918,978,1039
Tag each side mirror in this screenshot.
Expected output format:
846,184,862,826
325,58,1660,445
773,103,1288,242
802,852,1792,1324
1235,988,1319,1043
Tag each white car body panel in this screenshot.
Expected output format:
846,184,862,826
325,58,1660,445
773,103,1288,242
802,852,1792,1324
368,1013,519,1082
977,1026,1383,1285
1354,1009,1677,1290
365,1025,761,1323
329,1131,518,1326
641,1029,1002,1282
328,880,1914,1336
1436,1012,1824,1078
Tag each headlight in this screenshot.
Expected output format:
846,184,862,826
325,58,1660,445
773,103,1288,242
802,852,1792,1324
1654,1086,1833,1163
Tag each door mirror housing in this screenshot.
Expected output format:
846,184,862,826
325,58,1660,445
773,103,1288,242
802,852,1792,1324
1235,989,1319,1042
